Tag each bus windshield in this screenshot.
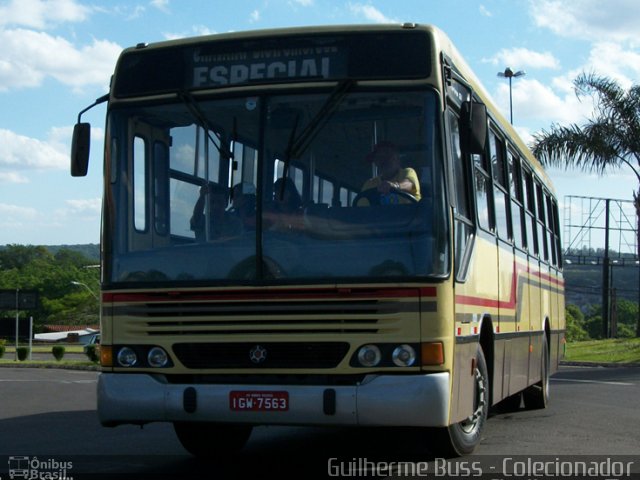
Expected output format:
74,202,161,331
106,89,449,285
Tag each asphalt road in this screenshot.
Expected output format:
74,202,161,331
0,366,638,479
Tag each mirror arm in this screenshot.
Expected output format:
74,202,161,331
77,93,109,123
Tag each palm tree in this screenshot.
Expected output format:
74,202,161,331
532,72,640,337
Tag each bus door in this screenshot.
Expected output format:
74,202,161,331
129,121,172,252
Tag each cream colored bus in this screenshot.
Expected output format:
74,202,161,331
71,23,565,457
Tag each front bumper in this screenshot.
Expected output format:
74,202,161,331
97,372,450,427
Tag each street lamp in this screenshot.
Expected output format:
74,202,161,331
497,67,526,125
71,281,99,300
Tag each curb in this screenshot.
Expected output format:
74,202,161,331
560,360,640,368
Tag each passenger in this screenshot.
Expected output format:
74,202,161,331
190,184,242,240
358,142,421,205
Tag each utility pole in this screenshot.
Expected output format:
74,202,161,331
602,199,611,338
14,288,19,361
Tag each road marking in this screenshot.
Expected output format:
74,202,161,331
551,378,634,386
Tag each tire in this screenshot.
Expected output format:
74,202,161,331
173,422,252,458
433,346,490,456
523,334,549,410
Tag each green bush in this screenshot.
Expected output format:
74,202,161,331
85,344,100,363
0,345,5,359
52,345,66,361
16,347,29,361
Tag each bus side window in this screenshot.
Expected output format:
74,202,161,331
535,181,549,262
507,149,525,250
489,129,510,241
552,199,563,266
545,193,557,266
523,168,538,256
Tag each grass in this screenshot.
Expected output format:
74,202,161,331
0,358,98,369
564,337,640,364
1,344,85,354
0,343,97,369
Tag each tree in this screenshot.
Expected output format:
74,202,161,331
0,245,52,270
565,304,588,341
532,73,640,337
0,245,99,326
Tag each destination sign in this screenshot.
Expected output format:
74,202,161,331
190,46,347,87
113,31,431,98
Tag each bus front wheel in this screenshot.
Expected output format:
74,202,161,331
173,422,252,458
433,346,489,456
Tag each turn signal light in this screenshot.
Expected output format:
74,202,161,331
100,345,113,367
421,342,444,365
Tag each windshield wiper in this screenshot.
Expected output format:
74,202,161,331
278,79,355,197
178,91,234,163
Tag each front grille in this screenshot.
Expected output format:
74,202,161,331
116,295,416,337
173,342,350,369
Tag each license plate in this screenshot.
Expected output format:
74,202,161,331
229,391,289,411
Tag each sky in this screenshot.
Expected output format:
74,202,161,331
1,0,639,248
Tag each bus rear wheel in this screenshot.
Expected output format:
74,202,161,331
523,335,549,410
433,346,489,456
173,422,252,458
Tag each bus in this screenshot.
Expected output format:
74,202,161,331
71,23,565,457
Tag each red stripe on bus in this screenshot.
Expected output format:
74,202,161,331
455,261,563,310
455,295,507,309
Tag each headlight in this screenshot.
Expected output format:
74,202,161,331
116,347,137,367
357,344,381,367
392,344,416,367
147,347,169,368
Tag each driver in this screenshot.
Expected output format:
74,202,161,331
358,142,421,206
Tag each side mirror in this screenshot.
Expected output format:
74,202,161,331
71,123,91,177
460,101,487,155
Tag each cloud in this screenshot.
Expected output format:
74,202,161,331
0,0,90,29
485,48,560,70
249,9,260,23
163,25,216,40
584,42,640,88
349,3,396,23
291,0,313,5
479,5,492,17
150,0,170,13
529,0,640,43
496,78,594,126
113,4,146,21
52,198,101,224
0,172,29,184
64,198,102,215
0,203,39,229
0,128,68,171
0,28,121,92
